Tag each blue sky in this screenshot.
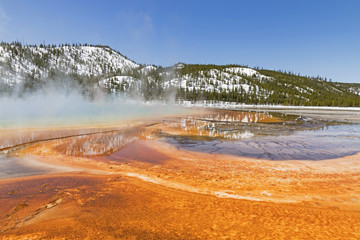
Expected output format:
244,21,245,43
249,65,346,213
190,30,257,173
0,0,359,83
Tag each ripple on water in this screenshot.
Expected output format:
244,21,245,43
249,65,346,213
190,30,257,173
161,113,360,160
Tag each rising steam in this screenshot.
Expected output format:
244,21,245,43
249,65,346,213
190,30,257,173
0,79,190,149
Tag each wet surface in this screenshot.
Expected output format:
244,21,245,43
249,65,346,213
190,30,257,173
0,127,144,179
0,154,74,179
0,127,118,150
1,109,360,239
53,127,142,157
2,110,359,172
97,140,169,164
0,155,48,179
54,110,360,161
164,125,360,160
156,110,360,160
1,109,359,178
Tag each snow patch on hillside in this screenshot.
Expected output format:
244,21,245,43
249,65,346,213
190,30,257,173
0,45,139,86
181,101,360,111
225,67,272,80
349,87,360,95
99,76,142,93
140,65,157,74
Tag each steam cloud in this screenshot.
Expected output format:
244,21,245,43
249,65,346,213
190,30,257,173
0,78,186,129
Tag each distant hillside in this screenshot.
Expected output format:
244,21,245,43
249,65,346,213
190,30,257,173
0,42,359,107
0,42,138,97
334,82,360,96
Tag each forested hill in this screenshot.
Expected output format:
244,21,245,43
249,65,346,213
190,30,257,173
0,42,359,107
173,65,360,107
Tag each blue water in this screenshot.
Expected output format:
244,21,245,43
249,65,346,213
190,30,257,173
165,124,360,160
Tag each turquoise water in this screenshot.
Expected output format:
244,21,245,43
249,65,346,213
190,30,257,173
0,96,187,129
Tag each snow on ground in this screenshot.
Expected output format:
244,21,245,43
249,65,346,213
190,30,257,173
140,65,157,74
225,67,273,80
163,69,258,94
180,101,360,111
99,76,142,92
349,87,360,96
0,45,139,85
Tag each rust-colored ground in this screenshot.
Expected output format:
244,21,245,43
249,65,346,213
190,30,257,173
1,111,360,239
1,173,360,240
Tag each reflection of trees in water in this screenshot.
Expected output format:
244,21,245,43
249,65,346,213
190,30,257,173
53,128,142,157
0,128,102,150
163,111,327,140
199,111,277,123
164,120,360,160
31,110,338,158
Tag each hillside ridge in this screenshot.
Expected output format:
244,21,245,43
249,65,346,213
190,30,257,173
0,42,359,107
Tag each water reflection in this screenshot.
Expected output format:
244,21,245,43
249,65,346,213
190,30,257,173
0,127,143,179
53,127,142,157
165,126,360,160
52,110,360,161
158,110,310,141
0,154,67,179
3,110,359,163
0,128,119,150
160,111,284,140
198,110,282,123
157,110,360,160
